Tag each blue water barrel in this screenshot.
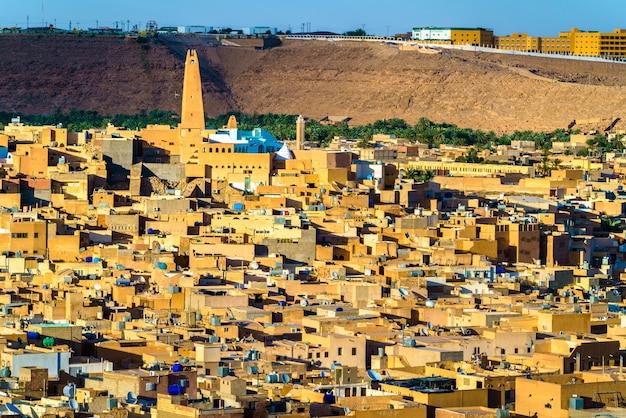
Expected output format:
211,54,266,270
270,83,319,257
27,331,40,340
42,284,48,290
265,374,279,383
168,384,184,396
194,221,201,227
85,256,93,263
277,301,287,307
336,307,343,312
93,257,100,263
323,393,335,404
158,262,167,270
172,363,183,373
147,228,154,234
84,131,89,141
233,203,243,211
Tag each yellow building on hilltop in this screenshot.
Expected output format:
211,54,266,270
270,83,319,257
411,27,494,47
495,28,626,57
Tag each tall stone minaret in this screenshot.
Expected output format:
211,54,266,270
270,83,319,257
296,115,306,151
180,49,205,130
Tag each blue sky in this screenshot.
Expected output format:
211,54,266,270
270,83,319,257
2,0,626,37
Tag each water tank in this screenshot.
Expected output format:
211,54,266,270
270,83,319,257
217,366,230,377
42,337,55,347
0,367,10,378
209,315,221,326
172,363,183,373
323,393,335,404
249,350,258,361
569,396,583,410
247,366,259,375
265,373,279,383
167,384,184,396
208,335,219,343
405,338,417,347
425,300,435,308
378,347,385,357
27,331,40,340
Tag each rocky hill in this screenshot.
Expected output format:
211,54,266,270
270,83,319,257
2,34,626,133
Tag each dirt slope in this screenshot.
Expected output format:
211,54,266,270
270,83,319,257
1,34,626,133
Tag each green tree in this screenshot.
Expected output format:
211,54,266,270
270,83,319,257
343,28,367,36
403,167,435,183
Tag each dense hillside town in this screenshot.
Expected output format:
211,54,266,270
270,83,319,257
1,43,626,418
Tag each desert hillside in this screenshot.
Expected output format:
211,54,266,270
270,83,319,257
1,34,626,133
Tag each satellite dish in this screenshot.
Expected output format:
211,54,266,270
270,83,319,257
94,283,102,291
300,300,309,307
126,391,138,404
331,272,339,279
69,399,79,411
62,384,75,398
367,370,383,382
280,373,291,384
250,261,259,270
398,288,409,297
344,407,352,415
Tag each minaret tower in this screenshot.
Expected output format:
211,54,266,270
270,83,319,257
180,49,205,130
295,115,306,151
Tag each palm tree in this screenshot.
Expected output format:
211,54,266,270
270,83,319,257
402,167,435,183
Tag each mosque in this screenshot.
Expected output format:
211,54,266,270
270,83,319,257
174,49,296,163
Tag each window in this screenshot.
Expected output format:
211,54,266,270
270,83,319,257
324,352,329,358
338,348,343,355
11,233,27,239
34,233,39,238
352,348,357,356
